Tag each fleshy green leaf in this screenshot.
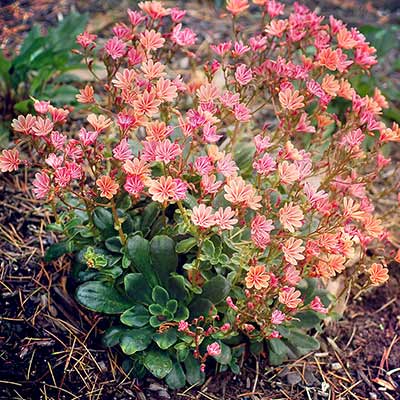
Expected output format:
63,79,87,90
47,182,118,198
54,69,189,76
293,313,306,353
201,275,231,304
119,327,153,355
76,282,131,314
184,353,205,385
165,362,186,390
144,350,173,379
153,328,177,349
124,273,152,303
150,235,178,284
213,342,232,365
152,286,169,306
176,237,197,253
120,305,150,328
102,327,125,347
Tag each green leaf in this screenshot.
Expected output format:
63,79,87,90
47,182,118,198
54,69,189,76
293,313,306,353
124,273,152,303
174,305,189,321
166,299,178,314
150,235,178,284
201,275,231,304
144,350,173,379
286,331,320,352
120,327,153,355
153,328,177,350
189,298,214,318
176,237,197,253
214,342,232,365
202,239,215,258
93,207,113,232
126,235,158,287
105,236,122,253
269,339,288,356
102,327,125,347
184,353,205,385
44,241,73,262
165,362,186,390
120,305,150,328
152,286,169,306
76,282,131,314
141,202,160,233
167,275,187,301
292,311,322,329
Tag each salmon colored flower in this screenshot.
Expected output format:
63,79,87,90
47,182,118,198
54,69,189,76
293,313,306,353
214,207,238,230
76,85,95,103
245,265,270,290
310,296,328,313
191,204,215,228
271,310,286,325
395,249,400,263
337,28,357,49
134,90,161,117
104,37,126,59
363,215,383,238
278,287,302,309
278,161,299,185
139,1,170,19
148,176,177,203
226,0,249,15
0,149,20,172
96,176,119,199
279,88,304,111
368,263,389,286
139,29,165,51
87,114,112,132
279,202,304,233
282,237,305,265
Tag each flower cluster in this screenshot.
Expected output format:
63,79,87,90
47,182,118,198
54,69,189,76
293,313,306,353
2,0,398,384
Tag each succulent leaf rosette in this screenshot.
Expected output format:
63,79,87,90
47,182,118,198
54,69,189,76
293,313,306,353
1,0,397,388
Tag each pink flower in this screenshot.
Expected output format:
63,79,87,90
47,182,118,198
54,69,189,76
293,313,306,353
45,153,63,169
155,140,181,164
281,237,305,265
148,176,177,203
11,114,36,135
191,204,215,228
87,114,112,132
124,175,144,196
173,178,188,201
113,139,133,161
251,214,274,249
310,296,328,314
0,149,20,172
96,176,119,199
224,177,261,210
76,85,94,104
278,287,302,309
32,172,51,199
34,100,50,114
104,37,126,59
178,320,189,332
234,103,251,122
32,117,53,136
201,174,222,195
76,31,97,48
235,64,252,86
226,296,238,311
156,77,178,102
253,154,276,176
214,207,238,230
207,342,221,357
140,29,165,51
271,310,286,325
284,265,302,286
279,202,304,233
171,24,197,46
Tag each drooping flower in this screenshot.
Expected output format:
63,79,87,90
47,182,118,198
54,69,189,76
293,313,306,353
96,176,119,199
0,149,20,172
245,265,270,290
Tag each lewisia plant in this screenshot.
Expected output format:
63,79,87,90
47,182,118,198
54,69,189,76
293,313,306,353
2,0,398,387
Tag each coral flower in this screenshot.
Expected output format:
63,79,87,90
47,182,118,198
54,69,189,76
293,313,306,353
148,176,177,203
87,114,112,132
278,287,302,309
368,263,389,286
279,88,304,111
96,176,119,199
281,237,305,265
214,207,238,230
139,29,165,51
271,310,286,325
310,296,328,313
279,202,304,233
245,265,270,290
0,149,20,172
104,37,126,59
226,0,249,16
278,161,299,185
191,204,215,228
76,85,95,103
